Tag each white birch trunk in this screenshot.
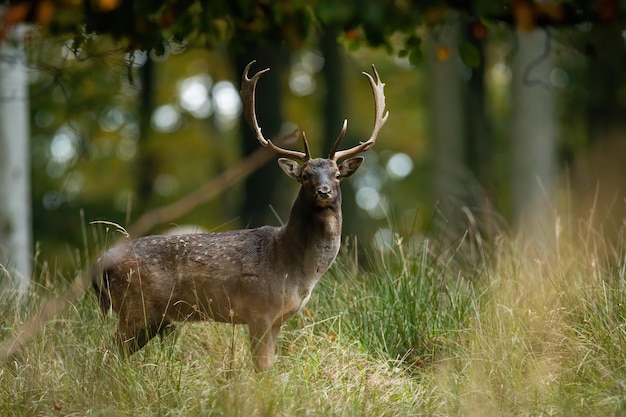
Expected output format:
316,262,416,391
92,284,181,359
510,28,557,243
0,24,32,293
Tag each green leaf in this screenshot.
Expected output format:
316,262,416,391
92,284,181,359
153,41,166,57
408,48,423,66
459,41,481,68
405,34,421,48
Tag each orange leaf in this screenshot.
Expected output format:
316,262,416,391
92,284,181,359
425,5,448,24
346,29,360,42
472,22,486,40
512,0,536,32
437,44,450,62
35,0,55,26
0,2,31,38
97,0,122,12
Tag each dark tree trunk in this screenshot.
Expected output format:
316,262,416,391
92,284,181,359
136,59,157,218
319,26,359,236
569,18,626,243
320,27,345,153
235,47,288,228
586,23,626,144
465,35,491,187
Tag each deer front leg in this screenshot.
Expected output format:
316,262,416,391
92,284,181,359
116,319,158,356
115,305,166,356
248,319,282,371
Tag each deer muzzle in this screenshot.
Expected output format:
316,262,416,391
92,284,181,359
315,185,335,207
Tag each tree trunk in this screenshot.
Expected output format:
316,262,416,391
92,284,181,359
510,27,557,241
320,27,345,153
569,20,626,242
426,13,468,238
586,16,626,144
136,59,156,217
464,29,499,240
319,26,359,236
0,25,31,292
465,33,490,187
235,48,288,228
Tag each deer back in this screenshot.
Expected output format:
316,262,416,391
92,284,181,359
94,227,282,323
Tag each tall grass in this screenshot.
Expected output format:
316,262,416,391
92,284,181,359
434,225,626,416
2,221,626,416
306,236,480,369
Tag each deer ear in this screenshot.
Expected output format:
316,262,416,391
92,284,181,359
338,157,364,179
278,158,302,180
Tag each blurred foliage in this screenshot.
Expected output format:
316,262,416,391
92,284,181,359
4,1,626,67
2,0,626,278
27,39,429,270
29,46,246,264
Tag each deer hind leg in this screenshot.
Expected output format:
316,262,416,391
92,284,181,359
249,319,282,372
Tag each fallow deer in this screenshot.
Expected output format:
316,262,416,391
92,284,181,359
91,60,388,371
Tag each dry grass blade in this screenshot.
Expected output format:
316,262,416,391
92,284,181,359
0,272,90,363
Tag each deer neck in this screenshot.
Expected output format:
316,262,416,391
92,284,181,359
279,189,342,277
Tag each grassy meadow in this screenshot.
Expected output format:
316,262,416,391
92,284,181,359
1,221,626,416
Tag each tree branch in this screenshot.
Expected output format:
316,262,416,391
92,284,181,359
126,144,277,238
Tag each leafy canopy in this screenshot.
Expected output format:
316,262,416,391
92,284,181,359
3,1,623,57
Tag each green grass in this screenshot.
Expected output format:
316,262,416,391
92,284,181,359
2,224,626,416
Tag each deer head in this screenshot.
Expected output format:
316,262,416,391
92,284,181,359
240,60,389,202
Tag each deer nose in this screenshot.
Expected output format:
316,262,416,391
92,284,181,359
317,185,331,199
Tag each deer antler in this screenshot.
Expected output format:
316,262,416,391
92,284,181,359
329,65,389,161
240,60,310,161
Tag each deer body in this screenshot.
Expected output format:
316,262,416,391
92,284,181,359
92,62,388,371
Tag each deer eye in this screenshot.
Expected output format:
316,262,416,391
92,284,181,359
335,172,341,180
301,173,309,181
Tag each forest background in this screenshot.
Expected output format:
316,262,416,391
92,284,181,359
1,1,626,415
1,0,625,287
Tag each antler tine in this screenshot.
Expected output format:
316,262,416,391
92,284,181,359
331,65,389,161
327,119,348,160
301,131,311,159
240,60,309,161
